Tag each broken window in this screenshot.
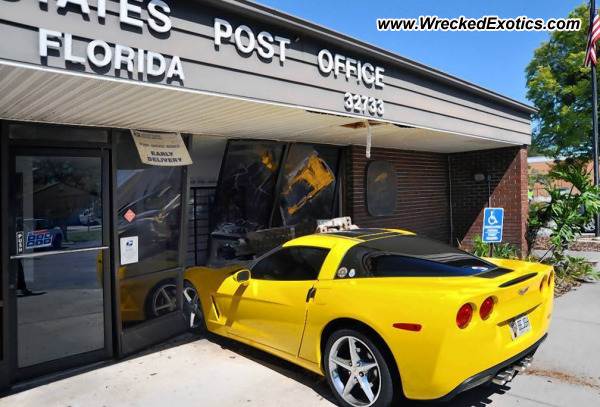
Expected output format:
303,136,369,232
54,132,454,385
209,141,342,263
274,144,341,226
213,141,284,235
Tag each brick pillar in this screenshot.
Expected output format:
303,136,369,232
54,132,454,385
450,146,528,253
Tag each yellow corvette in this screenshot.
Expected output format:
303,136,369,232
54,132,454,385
184,229,553,406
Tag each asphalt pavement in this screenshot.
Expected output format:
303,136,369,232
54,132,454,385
2,282,599,407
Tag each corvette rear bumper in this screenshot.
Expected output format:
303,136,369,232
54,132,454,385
429,333,548,403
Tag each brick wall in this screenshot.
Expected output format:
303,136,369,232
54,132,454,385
344,145,528,253
449,146,528,252
345,146,450,243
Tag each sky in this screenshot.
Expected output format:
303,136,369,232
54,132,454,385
259,0,584,104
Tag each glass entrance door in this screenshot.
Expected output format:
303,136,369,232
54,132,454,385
8,149,112,379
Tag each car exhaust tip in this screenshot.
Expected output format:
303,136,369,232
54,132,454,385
514,358,531,372
492,372,508,386
492,359,533,386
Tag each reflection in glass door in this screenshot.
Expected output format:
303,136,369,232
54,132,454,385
10,152,110,373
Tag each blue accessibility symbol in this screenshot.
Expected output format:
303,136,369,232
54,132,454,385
482,208,504,243
483,208,503,227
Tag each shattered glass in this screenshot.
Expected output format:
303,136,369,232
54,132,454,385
213,141,284,235
275,144,340,226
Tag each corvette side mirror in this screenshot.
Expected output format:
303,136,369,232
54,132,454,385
233,269,251,286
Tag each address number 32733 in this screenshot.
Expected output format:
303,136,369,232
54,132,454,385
344,93,385,117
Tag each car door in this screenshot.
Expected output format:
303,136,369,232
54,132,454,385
224,246,329,356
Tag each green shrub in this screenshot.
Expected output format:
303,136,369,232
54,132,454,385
526,201,549,252
527,159,600,283
545,160,600,249
470,236,520,259
551,253,600,282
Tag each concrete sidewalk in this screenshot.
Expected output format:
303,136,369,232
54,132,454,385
1,335,336,407
2,283,600,407
533,250,600,272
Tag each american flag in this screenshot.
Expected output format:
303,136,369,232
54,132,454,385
585,10,600,67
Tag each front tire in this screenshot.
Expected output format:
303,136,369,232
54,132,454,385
324,329,395,407
183,280,206,334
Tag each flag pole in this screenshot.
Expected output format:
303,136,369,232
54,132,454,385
592,0,600,238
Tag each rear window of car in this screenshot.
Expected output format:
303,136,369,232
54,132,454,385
337,235,496,278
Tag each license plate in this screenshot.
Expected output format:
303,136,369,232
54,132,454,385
509,315,531,340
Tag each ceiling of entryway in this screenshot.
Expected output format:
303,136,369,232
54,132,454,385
0,63,518,153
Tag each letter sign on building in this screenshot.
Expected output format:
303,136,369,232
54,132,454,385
4,0,390,123
130,130,193,166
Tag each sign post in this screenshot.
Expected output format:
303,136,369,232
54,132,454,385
589,1,600,238
482,208,504,255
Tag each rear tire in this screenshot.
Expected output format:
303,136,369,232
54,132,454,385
324,329,395,407
52,234,62,249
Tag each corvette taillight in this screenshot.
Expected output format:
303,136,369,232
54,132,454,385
456,304,473,329
479,297,494,320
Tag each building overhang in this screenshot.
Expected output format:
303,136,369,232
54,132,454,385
1,61,521,153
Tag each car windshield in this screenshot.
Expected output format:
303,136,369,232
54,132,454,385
338,235,498,278
35,219,49,229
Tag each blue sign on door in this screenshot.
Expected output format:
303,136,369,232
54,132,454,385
26,230,53,249
482,208,504,243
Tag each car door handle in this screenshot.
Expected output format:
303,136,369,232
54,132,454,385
306,287,317,302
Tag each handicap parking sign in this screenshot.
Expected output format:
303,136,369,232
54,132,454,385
482,208,504,243
26,230,53,249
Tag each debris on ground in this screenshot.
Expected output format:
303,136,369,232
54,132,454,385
523,368,600,389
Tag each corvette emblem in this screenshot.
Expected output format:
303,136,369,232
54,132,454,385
518,287,529,296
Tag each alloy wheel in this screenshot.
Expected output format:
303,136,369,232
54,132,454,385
328,335,382,407
183,285,203,329
151,283,178,317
